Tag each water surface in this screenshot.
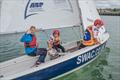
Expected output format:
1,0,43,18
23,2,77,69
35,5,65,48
0,16,120,80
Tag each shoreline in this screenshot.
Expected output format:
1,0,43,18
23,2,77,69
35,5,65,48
99,13,120,16
97,9,120,16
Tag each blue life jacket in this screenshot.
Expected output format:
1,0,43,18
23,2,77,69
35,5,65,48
83,30,91,41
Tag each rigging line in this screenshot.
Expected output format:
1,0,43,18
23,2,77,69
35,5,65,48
40,29,49,39
44,31,49,39
38,29,49,48
67,0,73,12
72,26,80,40
76,0,84,38
78,25,85,35
79,25,84,39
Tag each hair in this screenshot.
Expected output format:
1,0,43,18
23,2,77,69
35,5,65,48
30,26,36,30
53,29,60,36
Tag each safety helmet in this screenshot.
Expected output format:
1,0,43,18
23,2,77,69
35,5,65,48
94,19,104,26
53,29,60,35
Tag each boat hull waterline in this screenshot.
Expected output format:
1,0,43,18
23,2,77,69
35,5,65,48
15,42,107,80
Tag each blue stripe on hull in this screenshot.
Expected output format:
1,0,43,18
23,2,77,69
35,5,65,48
16,42,106,80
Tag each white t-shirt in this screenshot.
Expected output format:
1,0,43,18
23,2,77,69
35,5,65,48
92,26,99,39
92,26,106,42
48,35,54,44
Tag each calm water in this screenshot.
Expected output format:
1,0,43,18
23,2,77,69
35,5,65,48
58,16,120,80
0,16,120,80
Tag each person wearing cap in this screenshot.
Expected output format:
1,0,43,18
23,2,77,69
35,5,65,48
92,19,104,44
51,29,65,53
79,19,104,49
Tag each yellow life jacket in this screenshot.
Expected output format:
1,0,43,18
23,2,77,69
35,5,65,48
82,26,95,46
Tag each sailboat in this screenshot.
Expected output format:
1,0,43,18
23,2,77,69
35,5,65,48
0,0,109,80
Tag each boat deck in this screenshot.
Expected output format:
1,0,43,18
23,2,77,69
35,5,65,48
0,41,81,79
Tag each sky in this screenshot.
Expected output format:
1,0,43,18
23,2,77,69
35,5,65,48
0,0,120,9
95,0,120,8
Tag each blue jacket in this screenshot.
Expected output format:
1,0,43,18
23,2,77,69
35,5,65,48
20,33,37,55
83,30,91,41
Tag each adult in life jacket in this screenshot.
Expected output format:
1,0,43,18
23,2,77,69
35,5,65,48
79,19,104,49
51,29,65,53
20,26,47,65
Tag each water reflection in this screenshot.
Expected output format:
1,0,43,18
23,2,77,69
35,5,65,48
57,47,110,80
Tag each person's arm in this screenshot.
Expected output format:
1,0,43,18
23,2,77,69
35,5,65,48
47,41,53,50
36,42,39,48
20,33,32,42
92,27,101,44
94,38,101,44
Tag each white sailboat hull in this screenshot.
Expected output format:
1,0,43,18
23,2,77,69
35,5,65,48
0,0,110,79
0,33,109,80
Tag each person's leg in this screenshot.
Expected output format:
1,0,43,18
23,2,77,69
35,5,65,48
57,44,65,52
28,52,36,56
36,48,47,63
38,53,47,63
79,43,86,49
53,45,60,52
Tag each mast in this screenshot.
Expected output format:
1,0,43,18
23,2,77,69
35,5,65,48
76,0,84,39
0,0,1,33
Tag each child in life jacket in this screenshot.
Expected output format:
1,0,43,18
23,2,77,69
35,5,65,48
20,26,47,65
79,19,104,49
52,29,65,53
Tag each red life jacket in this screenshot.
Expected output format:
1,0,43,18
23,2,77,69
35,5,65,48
24,34,37,48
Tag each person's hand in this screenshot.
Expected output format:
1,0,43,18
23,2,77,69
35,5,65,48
27,29,31,34
36,43,39,48
95,41,101,45
80,39,83,42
